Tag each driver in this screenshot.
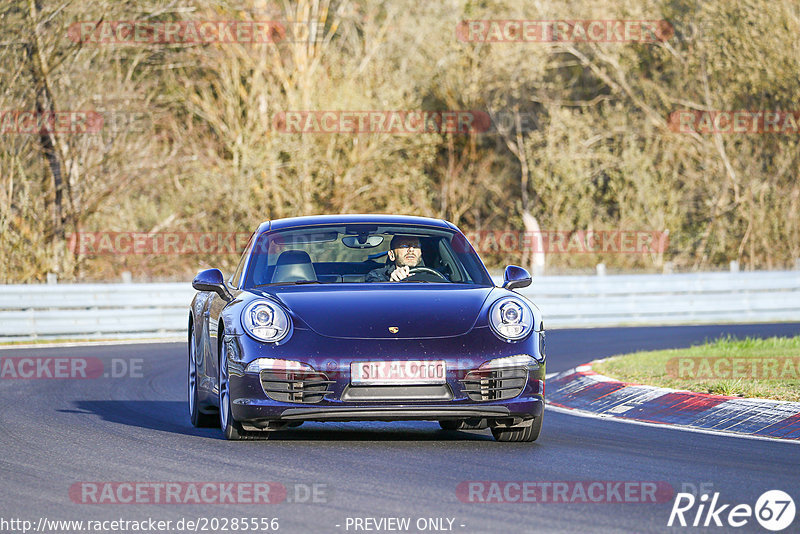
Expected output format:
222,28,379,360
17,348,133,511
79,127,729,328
365,235,422,282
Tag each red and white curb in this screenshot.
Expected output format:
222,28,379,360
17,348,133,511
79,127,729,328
548,363,800,441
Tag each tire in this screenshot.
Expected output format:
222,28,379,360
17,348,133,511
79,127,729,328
189,327,216,428
491,414,543,442
218,337,269,440
439,420,463,431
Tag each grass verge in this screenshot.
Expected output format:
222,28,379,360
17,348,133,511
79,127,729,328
591,335,800,402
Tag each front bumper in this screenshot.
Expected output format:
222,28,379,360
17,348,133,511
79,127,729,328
232,397,544,425
225,325,545,425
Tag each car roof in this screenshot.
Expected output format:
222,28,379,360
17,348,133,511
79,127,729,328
256,214,457,234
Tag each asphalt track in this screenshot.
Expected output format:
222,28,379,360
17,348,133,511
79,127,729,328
2,323,800,534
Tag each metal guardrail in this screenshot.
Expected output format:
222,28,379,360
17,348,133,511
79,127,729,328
0,284,193,341
518,271,800,328
1,271,799,341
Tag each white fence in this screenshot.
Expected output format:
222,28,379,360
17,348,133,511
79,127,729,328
1,271,799,341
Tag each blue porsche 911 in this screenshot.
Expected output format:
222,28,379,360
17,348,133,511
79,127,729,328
188,214,545,441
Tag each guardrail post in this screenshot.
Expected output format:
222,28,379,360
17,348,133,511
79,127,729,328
795,258,800,271
596,263,606,276
663,261,674,274
730,260,739,273
46,273,57,284
122,271,132,283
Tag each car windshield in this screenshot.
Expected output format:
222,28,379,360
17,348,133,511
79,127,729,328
242,224,493,288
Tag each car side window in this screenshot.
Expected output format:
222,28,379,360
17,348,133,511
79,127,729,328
438,239,466,282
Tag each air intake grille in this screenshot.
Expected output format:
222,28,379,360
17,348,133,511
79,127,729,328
459,367,527,401
260,370,334,403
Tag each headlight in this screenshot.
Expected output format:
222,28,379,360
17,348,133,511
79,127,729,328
489,297,533,341
242,300,292,343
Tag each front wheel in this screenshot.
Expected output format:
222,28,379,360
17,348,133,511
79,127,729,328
219,338,268,440
491,414,543,442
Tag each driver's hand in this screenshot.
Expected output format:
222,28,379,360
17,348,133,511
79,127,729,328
390,265,410,281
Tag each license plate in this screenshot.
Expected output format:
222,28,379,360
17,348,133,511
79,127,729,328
351,360,446,385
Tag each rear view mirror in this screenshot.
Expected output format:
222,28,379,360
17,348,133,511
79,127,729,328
502,265,532,291
342,235,384,249
192,268,233,301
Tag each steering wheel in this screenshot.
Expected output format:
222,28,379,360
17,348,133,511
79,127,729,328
403,267,448,282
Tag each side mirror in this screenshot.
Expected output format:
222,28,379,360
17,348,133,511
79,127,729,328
192,268,233,301
502,265,532,291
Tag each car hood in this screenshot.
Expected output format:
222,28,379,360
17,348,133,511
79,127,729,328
254,285,495,339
